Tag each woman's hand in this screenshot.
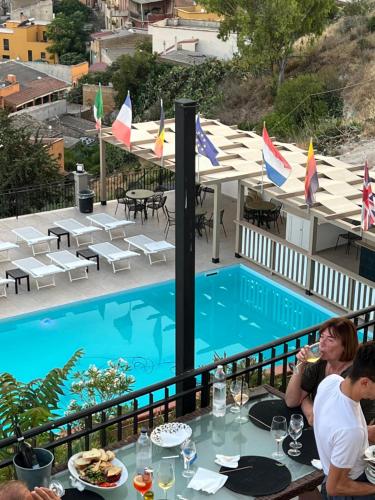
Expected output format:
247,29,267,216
296,346,311,366
31,487,59,500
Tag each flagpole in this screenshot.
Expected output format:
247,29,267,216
261,122,265,195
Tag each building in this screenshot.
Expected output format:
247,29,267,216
10,0,53,22
98,0,174,30
90,28,150,64
22,60,89,85
0,18,56,63
82,82,116,114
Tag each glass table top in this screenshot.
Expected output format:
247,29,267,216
56,393,317,499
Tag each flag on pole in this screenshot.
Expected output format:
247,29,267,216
262,126,292,187
112,91,132,148
154,99,165,158
361,160,375,231
305,139,319,207
93,83,104,130
196,114,219,166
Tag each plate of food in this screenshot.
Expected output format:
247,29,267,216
150,422,192,448
364,445,375,461
68,448,128,489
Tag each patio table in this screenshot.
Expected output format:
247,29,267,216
245,200,276,228
126,189,155,221
55,386,323,499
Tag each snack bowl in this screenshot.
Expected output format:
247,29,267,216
151,422,192,448
68,451,128,490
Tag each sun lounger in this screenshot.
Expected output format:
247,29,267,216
47,250,96,282
12,257,65,290
88,242,139,273
86,213,135,240
124,235,175,265
0,277,15,298
54,218,102,247
12,227,58,256
0,241,19,262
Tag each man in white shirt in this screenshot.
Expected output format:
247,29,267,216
314,341,375,499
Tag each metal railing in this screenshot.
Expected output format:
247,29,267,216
239,220,375,314
0,304,373,471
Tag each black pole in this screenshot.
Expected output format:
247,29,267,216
175,98,196,417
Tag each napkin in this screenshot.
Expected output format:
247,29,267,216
188,467,228,494
311,459,323,470
215,454,240,468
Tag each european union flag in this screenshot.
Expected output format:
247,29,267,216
196,114,220,166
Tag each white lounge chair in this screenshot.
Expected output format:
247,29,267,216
47,250,96,282
12,227,57,255
86,213,135,240
54,218,102,247
12,257,65,290
0,241,19,262
0,277,15,298
88,242,139,273
124,235,175,265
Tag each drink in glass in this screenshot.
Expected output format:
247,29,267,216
181,439,196,478
133,470,153,497
157,461,175,499
232,380,249,424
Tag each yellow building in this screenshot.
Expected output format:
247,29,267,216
175,4,222,22
0,19,56,63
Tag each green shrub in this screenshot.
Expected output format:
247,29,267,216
357,37,373,51
259,111,294,140
341,0,370,16
368,16,375,32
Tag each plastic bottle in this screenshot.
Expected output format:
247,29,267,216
212,365,226,417
136,427,152,474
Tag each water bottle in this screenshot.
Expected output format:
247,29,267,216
136,427,152,474
212,365,226,417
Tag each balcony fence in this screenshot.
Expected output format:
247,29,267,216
0,304,373,473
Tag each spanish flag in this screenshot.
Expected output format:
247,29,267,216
154,99,165,158
305,139,319,207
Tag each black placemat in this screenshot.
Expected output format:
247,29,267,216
220,455,291,497
63,489,104,500
248,400,307,431
282,428,319,466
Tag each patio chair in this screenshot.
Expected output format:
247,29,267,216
146,195,167,222
0,277,15,298
88,242,139,273
47,250,96,282
125,235,175,265
263,207,281,233
12,257,64,290
164,207,175,238
114,187,127,215
54,218,102,247
200,185,214,205
86,213,135,240
204,209,227,237
127,198,146,224
0,241,19,262
270,198,284,225
195,214,208,242
12,227,58,256
195,184,203,206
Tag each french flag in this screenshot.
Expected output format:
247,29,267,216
112,91,132,148
262,126,292,187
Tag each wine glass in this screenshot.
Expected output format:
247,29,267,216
287,414,304,457
293,342,321,374
133,469,153,498
229,380,241,413
49,481,65,497
157,461,175,499
181,439,196,478
289,413,304,450
233,380,250,424
270,416,287,459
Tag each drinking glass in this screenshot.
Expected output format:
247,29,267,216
233,380,250,424
181,439,196,478
133,469,153,498
270,416,287,459
293,342,321,374
49,481,65,497
157,461,175,499
229,381,241,413
287,414,304,457
289,413,304,450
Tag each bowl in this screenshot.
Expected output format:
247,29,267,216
364,445,375,460
150,422,192,448
68,453,128,490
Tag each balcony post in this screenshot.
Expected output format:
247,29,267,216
175,98,196,417
305,215,318,294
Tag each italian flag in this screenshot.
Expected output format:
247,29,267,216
112,91,132,148
93,83,104,130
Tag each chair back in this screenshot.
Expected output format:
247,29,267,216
165,206,175,222
220,209,225,224
115,187,126,201
160,195,167,207
270,198,283,209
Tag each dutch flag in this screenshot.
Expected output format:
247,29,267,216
262,126,292,187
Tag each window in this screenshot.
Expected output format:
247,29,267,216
3,39,9,50
42,31,47,42
28,50,32,61
2,55,9,59
40,52,46,59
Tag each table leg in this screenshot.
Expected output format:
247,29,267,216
67,233,71,247
15,278,19,295
57,236,61,250
26,275,30,292
95,256,100,271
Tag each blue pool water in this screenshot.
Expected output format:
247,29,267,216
0,264,332,404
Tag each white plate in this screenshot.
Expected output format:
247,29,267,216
68,452,128,490
364,445,375,460
365,466,375,485
150,422,192,448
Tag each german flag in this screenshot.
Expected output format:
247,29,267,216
154,99,165,158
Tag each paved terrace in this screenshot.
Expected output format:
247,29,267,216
0,191,240,319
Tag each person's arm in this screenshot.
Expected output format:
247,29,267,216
301,396,314,426
285,346,311,408
326,464,375,496
367,424,375,444
31,487,59,500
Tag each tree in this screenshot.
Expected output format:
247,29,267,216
199,0,336,87
46,12,89,58
53,0,90,20
59,52,87,65
0,112,62,191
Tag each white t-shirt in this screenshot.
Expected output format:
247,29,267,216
313,374,368,479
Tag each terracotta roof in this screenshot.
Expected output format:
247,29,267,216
4,77,68,107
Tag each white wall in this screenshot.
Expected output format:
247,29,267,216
10,99,68,119
316,222,345,252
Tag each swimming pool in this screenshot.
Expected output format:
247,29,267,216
0,264,332,405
